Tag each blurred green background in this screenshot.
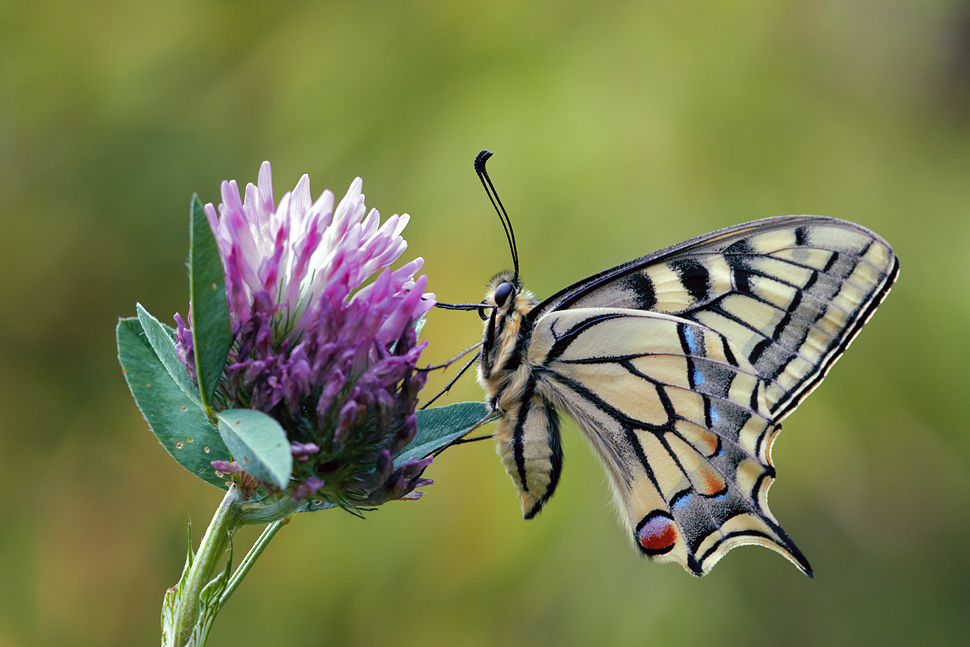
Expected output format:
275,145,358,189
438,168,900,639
2,1,969,645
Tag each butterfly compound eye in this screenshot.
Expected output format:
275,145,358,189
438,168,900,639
494,281,514,307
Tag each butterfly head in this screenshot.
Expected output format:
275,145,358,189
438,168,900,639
480,271,537,321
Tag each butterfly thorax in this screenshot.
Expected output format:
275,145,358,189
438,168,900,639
477,272,539,413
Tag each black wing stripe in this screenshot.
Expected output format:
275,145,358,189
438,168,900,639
534,311,818,576
542,373,668,497
669,258,711,302
621,271,657,310
546,312,628,363
549,324,770,446
772,255,900,419
545,356,770,470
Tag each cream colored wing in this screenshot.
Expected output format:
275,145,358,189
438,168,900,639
489,216,898,575
532,216,899,422
522,309,802,576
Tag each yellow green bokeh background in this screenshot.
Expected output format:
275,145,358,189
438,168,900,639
2,2,969,645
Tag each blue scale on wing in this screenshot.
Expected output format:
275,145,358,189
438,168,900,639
653,416,799,575
616,319,804,572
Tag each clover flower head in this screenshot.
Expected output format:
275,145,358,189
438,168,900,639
176,162,436,509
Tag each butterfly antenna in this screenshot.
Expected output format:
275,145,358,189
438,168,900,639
475,150,520,283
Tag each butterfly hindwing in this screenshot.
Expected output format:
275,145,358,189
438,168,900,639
480,215,898,576
525,308,809,575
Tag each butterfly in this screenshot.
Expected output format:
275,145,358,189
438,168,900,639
460,151,899,577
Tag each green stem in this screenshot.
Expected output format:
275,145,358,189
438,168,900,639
162,487,297,647
220,519,289,606
238,494,299,524
169,485,244,647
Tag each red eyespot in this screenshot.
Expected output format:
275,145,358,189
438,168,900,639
636,512,678,555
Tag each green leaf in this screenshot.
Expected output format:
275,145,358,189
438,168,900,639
189,194,232,415
396,402,493,466
135,303,201,407
117,317,231,488
216,409,292,489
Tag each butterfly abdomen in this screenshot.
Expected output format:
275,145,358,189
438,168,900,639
492,382,564,519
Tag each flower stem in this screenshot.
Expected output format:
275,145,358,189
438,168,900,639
162,486,298,647
220,518,289,606
167,485,244,647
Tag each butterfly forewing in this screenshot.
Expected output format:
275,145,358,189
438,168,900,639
532,217,899,420
481,215,898,576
